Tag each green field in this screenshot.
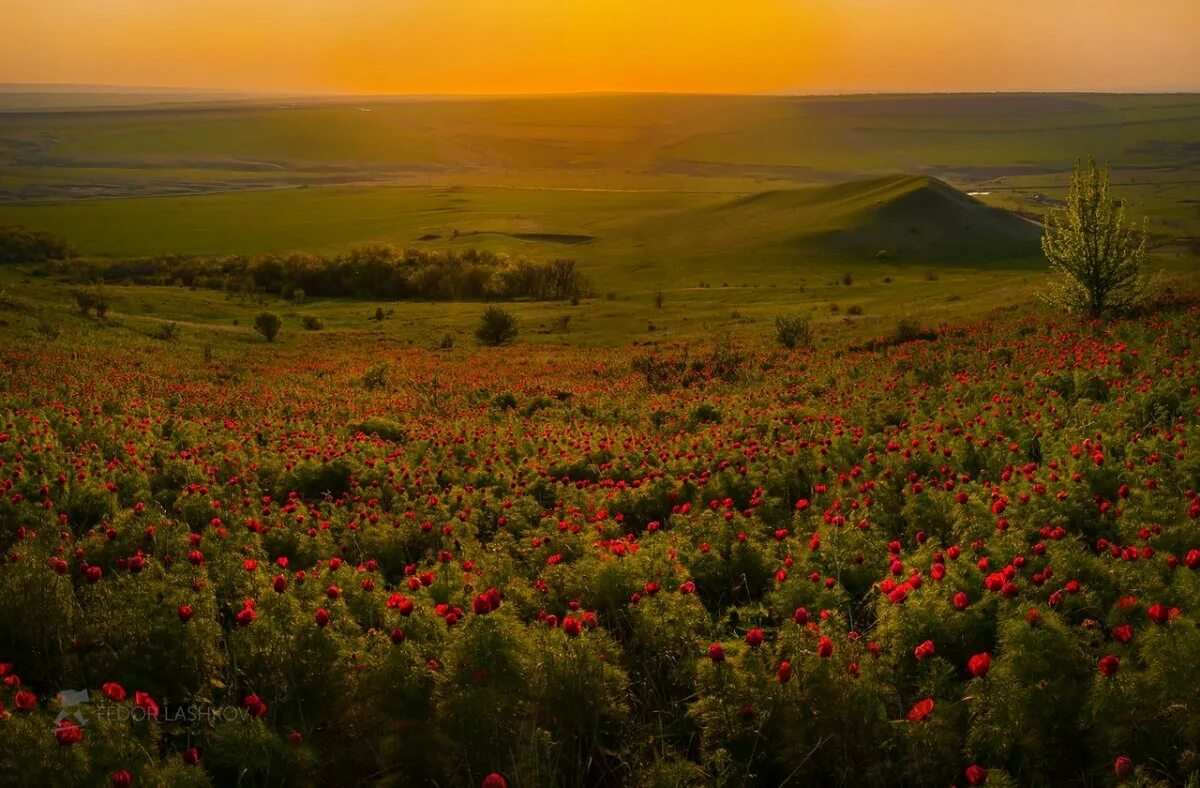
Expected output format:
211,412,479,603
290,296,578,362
1,92,1198,344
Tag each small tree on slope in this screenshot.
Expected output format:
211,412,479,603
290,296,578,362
1042,157,1148,318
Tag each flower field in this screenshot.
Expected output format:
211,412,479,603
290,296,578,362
1,300,1199,787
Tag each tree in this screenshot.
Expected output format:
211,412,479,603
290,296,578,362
254,311,282,342
1042,158,1147,317
475,306,519,346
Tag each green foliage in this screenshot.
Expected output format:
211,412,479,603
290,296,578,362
149,321,182,341
475,305,519,346
774,311,813,349
0,225,75,264
1042,158,1149,317
253,311,282,342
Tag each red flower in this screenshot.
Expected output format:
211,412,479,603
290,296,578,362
953,591,970,610
55,720,83,746
968,653,991,678
243,693,268,717
913,640,935,661
1099,655,1120,677
745,628,764,648
101,682,126,702
817,636,834,659
1147,603,1169,625
183,747,201,766
111,770,132,788
13,690,35,711
1112,624,1133,643
776,660,792,683
707,643,725,663
178,604,193,623
482,774,507,788
1114,755,1133,779
907,698,934,722
472,594,492,615
965,764,988,785
315,608,330,627
134,691,159,718
562,616,582,638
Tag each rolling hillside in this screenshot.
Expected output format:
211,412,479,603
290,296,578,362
624,175,1043,266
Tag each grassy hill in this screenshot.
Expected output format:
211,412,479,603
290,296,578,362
644,175,1042,264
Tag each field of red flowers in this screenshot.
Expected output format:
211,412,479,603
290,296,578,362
1,300,1199,787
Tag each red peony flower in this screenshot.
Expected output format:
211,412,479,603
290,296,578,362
817,636,834,658
913,640,935,661
562,616,582,638
315,608,330,627
907,698,934,722
178,604,193,623
1114,755,1133,779
102,682,126,702
745,628,764,647
111,770,132,788
965,763,988,784
13,690,35,711
482,774,507,788
1099,655,1120,677
55,720,83,746
243,694,268,717
707,642,725,663
776,660,792,683
134,690,159,718
968,652,991,678
183,747,201,766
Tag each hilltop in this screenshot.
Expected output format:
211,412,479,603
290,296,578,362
660,175,1043,263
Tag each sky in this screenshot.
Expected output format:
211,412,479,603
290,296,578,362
2,0,1199,95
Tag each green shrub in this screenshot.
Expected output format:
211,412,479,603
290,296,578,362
475,306,519,346
254,311,282,342
774,311,813,349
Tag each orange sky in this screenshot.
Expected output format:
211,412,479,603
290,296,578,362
2,0,1199,95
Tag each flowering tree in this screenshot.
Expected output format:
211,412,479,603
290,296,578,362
1042,158,1147,317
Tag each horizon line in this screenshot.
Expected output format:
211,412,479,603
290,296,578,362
4,82,1200,99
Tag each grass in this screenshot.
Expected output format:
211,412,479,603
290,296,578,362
0,92,1198,346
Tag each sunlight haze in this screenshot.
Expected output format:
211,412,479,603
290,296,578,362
3,0,1199,95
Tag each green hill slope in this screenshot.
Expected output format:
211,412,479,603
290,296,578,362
632,175,1041,265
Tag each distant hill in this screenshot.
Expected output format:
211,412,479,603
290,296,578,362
639,175,1042,264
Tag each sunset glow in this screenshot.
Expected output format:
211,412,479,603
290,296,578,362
3,0,1199,95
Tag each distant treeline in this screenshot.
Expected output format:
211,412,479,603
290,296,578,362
0,226,76,264
39,243,592,302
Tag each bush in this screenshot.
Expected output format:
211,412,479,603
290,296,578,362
254,311,282,342
475,306,519,346
71,289,108,318
775,312,813,349
360,362,390,390
892,317,925,344
149,322,181,341
301,316,324,331
0,226,75,264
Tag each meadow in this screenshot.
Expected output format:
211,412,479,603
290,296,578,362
1,92,1200,787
